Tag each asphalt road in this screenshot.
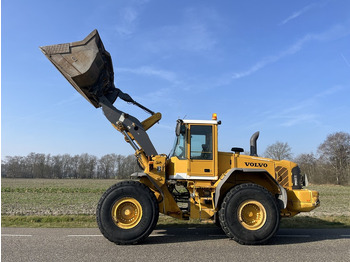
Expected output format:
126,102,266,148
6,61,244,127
2,227,350,262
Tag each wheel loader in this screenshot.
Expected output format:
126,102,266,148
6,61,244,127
40,30,320,245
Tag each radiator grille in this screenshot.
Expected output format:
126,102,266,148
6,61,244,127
275,166,289,188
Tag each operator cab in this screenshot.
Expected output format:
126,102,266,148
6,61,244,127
168,115,219,180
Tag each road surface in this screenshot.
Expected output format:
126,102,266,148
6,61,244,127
2,227,350,262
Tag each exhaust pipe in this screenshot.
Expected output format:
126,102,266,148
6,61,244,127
250,131,259,156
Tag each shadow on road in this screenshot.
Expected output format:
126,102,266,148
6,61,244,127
144,226,350,246
145,226,226,245
280,216,348,229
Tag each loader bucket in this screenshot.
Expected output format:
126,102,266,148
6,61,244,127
40,30,117,108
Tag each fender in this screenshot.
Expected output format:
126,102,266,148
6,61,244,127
131,172,166,212
131,172,184,219
131,172,164,198
214,168,287,209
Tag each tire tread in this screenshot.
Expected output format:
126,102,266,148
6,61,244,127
96,180,159,245
218,183,279,245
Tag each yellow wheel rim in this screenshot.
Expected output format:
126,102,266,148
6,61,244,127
238,200,266,230
111,197,143,229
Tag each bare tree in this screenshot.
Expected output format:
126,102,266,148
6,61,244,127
51,155,63,179
118,155,141,178
77,153,97,179
264,141,292,160
3,156,26,178
70,155,80,179
32,153,46,178
2,152,147,179
1,159,7,177
61,154,73,178
98,154,119,179
318,132,350,185
294,153,319,183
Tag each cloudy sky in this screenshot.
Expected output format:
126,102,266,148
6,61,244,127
2,0,350,159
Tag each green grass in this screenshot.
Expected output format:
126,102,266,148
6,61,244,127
3,214,349,229
1,215,97,228
1,179,115,216
0,214,208,228
1,179,350,228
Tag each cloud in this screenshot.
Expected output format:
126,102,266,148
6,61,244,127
182,23,217,51
341,53,350,69
114,0,150,37
231,34,312,79
115,7,138,36
232,23,350,80
315,85,344,98
54,93,81,107
265,99,319,127
142,7,218,54
174,7,218,52
144,23,216,53
117,66,179,84
279,1,331,25
266,86,344,127
280,3,317,25
116,66,186,105
232,55,280,79
281,114,319,127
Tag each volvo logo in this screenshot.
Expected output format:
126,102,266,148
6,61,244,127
245,162,268,168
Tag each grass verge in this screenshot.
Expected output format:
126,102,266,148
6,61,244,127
2,214,350,228
1,215,97,228
2,180,349,228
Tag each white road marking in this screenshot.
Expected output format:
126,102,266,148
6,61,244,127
67,235,103,237
277,235,310,238
149,233,175,237
2,234,32,237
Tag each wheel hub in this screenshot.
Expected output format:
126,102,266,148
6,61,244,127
238,200,267,230
111,197,143,229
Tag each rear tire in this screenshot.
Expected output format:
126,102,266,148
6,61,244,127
219,183,280,245
96,181,159,245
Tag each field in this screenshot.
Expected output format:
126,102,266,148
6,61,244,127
1,179,350,228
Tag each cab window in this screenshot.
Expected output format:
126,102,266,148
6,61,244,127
190,125,213,160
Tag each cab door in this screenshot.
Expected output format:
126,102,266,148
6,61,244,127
188,124,217,179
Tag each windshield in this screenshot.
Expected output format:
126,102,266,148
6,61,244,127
169,131,186,159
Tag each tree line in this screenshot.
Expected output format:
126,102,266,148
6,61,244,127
1,153,141,179
2,132,349,185
264,132,350,185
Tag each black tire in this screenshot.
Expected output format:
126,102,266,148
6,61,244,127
219,183,280,245
96,180,159,245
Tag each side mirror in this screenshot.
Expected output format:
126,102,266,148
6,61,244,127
175,119,184,136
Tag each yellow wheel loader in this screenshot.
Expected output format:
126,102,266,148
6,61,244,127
40,30,320,245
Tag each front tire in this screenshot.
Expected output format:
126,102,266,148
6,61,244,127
219,183,280,245
96,181,159,245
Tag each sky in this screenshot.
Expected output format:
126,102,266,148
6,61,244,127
2,0,350,159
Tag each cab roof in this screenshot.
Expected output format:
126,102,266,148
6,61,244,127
181,119,218,125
